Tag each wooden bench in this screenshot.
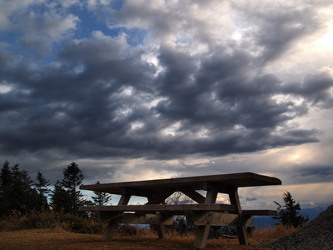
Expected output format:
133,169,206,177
80,172,281,249
79,204,276,228
79,203,235,213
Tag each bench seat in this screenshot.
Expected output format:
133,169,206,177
79,205,277,228
80,205,276,218
242,209,277,216
80,205,276,216
79,203,235,213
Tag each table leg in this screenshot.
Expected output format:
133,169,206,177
147,190,174,239
102,223,117,241
228,187,249,245
102,194,131,241
193,185,218,249
154,224,165,239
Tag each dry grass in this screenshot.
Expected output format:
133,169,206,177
0,212,103,234
0,224,298,249
249,224,297,246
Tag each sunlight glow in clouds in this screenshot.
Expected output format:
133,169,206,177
0,0,332,208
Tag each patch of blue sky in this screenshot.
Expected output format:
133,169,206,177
124,27,147,47
0,31,21,52
110,0,124,11
70,6,146,47
174,37,192,45
70,8,112,39
1,34,36,65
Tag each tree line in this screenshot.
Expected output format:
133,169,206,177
1,160,308,229
0,161,111,218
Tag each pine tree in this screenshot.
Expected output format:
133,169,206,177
61,162,84,215
34,171,50,211
51,180,71,213
11,164,39,214
92,181,112,205
0,161,11,186
274,191,308,228
0,161,13,216
0,161,39,216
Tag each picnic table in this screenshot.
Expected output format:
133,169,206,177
79,172,281,249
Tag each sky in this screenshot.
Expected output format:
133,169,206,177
0,0,332,209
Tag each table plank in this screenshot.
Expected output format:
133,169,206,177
79,203,235,212
80,172,281,195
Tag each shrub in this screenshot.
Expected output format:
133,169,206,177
59,213,103,234
116,224,146,236
0,211,103,234
169,216,195,235
0,211,59,231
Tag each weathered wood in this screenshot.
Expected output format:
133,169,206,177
191,212,253,227
103,223,116,242
118,187,152,197
147,189,175,204
185,210,195,225
179,187,206,204
79,172,282,249
87,210,255,227
113,213,174,225
193,185,219,249
80,172,282,195
228,187,248,245
102,194,130,241
99,211,123,223
118,194,131,205
154,224,165,239
146,190,175,239
193,212,214,249
79,203,235,213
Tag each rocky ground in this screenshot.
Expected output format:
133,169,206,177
261,205,333,250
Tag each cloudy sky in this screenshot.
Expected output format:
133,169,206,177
1,0,332,209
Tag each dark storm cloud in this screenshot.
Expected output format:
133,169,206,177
289,165,333,184
233,2,320,62
0,1,332,163
282,73,333,107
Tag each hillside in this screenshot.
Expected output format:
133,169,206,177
253,206,326,228
262,204,333,249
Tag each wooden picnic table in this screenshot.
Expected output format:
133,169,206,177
80,172,281,249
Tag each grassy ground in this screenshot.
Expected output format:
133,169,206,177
0,225,296,249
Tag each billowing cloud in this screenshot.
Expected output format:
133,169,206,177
0,0,332,208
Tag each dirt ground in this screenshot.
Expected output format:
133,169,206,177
0,229,261,249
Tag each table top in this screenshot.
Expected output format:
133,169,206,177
80,172,281,196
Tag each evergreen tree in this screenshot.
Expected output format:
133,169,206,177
0,161,13,216
274,191,308,228
51,180,71,213
0,161,39,216
61,162,84,215
0,161,11,186
91,181,112,205
11,164,39,214
34,171,50,211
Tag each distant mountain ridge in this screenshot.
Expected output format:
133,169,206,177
253,206,326,228
260,205,333,249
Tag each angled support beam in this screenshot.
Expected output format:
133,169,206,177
153,220,166,239
147,189,175,204
147,189,174,239
228,187,248,245
102,194,131,241
193,184,219,249
179,187,206,204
